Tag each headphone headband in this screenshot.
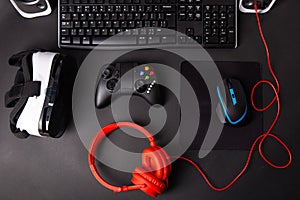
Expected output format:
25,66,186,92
88,122,163,193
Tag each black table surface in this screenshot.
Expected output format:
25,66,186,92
0,1,299,200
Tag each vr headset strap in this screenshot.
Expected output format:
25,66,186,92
6,53,35,138
5,81,41,108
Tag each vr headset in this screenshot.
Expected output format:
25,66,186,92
5,50,76,138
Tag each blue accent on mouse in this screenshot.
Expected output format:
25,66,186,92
229,88,237,106
217,86,248,125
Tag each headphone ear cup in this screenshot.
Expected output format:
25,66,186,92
131,167,166,197
142,146,172,181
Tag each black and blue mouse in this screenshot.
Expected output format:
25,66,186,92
216,78,248,125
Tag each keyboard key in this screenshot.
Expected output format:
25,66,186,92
88,13,94,20
60,6,67,13
194,36,202,44
97,21,104,28
113,21,120,28
212,21,219,28
187,5,193,12
219,5,227,13
220,29,227,36
187,36,196,44
148,36,160,44
228,13,235,27
71,29,77,35
220,12,227,20
89,21,96,28
94,29,100,35
161,5,175,12
61,21,73,28
204,28,211,36
82,37,90,45
78,29,84,35
195,13,201,20
205,36,218,44
161,36,176,44
105,21,112,28
220,20,227,28
166,13,175,28
178,36,186,44
228,28,235,43
186,28,194,36
228,5,234,13
138,37,147,45
212,5,218,13
108,29,115,36
80,13,86,20
86,29,92,36
178,13,186,21
82,21,88,28
102,29,108,36
76,6,82,12
73,13,79,20
212,28,218,36
61,36,71,44
204,5,211,13
156,28,175,36
102,36,137,45
220,36,227,43
73,37,81,44
61,29,69,35
61,13,71,20
92,37,106,45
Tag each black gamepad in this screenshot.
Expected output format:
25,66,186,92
95,62,163,109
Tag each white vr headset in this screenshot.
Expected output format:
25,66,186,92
5,50,76,138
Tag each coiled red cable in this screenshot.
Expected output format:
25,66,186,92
175,4,292,191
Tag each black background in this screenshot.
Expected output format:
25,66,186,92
0,1,299,200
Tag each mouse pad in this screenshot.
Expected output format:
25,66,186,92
180,61,263,150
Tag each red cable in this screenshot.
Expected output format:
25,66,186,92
175,4,292,191
88,5,293,194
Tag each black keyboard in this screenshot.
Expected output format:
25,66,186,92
59,0,237,49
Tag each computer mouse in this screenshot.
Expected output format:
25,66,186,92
239,0,276,13
216,78,248,125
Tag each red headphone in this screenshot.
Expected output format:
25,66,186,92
88,5,293,197
88,122,172,197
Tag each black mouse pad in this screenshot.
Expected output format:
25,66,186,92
180,61,263,150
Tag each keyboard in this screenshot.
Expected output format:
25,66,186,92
59,0,237,50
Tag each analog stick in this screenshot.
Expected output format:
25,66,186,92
135,79,147,93
106,79,118,91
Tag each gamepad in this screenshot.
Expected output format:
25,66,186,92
95,63,163,109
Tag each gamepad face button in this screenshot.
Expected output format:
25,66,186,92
102,68,113,79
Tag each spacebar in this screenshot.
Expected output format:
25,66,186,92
92,36,137,45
